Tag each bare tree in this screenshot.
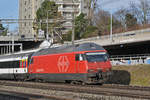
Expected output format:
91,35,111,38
130,2,141,22
114,8,128,30
130,0,150,25
94,9,111,35
87,0,98,25
138,0,150,24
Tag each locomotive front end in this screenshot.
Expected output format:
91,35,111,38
85,52,112,84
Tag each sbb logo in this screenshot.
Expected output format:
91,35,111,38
57,56,70,72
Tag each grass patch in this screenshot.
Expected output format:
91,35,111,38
112,64,150,86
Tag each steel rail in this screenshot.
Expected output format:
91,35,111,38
0,81,150,99
0,90,70,100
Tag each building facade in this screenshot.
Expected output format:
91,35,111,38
19,0,89,38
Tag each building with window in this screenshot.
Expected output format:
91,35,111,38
19,0,89,38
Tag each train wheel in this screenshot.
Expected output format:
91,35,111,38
70,81,76,85
65,80,71,84
81,82,86,85
70,81,80,85
70,81,85,85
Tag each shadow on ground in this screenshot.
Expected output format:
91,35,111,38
106,70,131,85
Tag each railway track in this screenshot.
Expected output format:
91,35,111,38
102,84,150,91
0,80,150,99
0,90,70,100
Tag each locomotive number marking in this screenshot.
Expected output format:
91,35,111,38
36,69,44,73
57,56,70,72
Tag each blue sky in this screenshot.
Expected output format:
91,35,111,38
0,0,18,19
0,0,18,31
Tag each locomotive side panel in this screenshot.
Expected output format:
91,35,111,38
30,53,76,73
28,52,89,82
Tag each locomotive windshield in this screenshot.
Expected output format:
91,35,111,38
85,52,109,62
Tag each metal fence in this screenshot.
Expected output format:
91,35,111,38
0,43,22,55
110,54,150,66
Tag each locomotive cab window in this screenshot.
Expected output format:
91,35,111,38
85,52,109,62
75,54,85,61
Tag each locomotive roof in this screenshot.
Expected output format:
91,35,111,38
32,43,105,56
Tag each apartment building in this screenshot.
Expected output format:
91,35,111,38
19,0,89,37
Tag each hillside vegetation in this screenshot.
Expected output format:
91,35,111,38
109,65,150,86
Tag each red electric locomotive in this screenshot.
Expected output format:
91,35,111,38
28,43,112,84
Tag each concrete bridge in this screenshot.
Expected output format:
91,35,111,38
70,28,150,46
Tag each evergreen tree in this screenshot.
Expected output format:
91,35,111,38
0,20,7,36
34,0,61,37
75,13,88,39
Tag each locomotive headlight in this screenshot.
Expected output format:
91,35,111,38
97,68,102,70
105,68,112,72
106,68,109,71
88,69,95,73
109,68,112,71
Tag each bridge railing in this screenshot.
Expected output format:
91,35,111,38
110,54,150,66
0,34,45,41
0,43,22,55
